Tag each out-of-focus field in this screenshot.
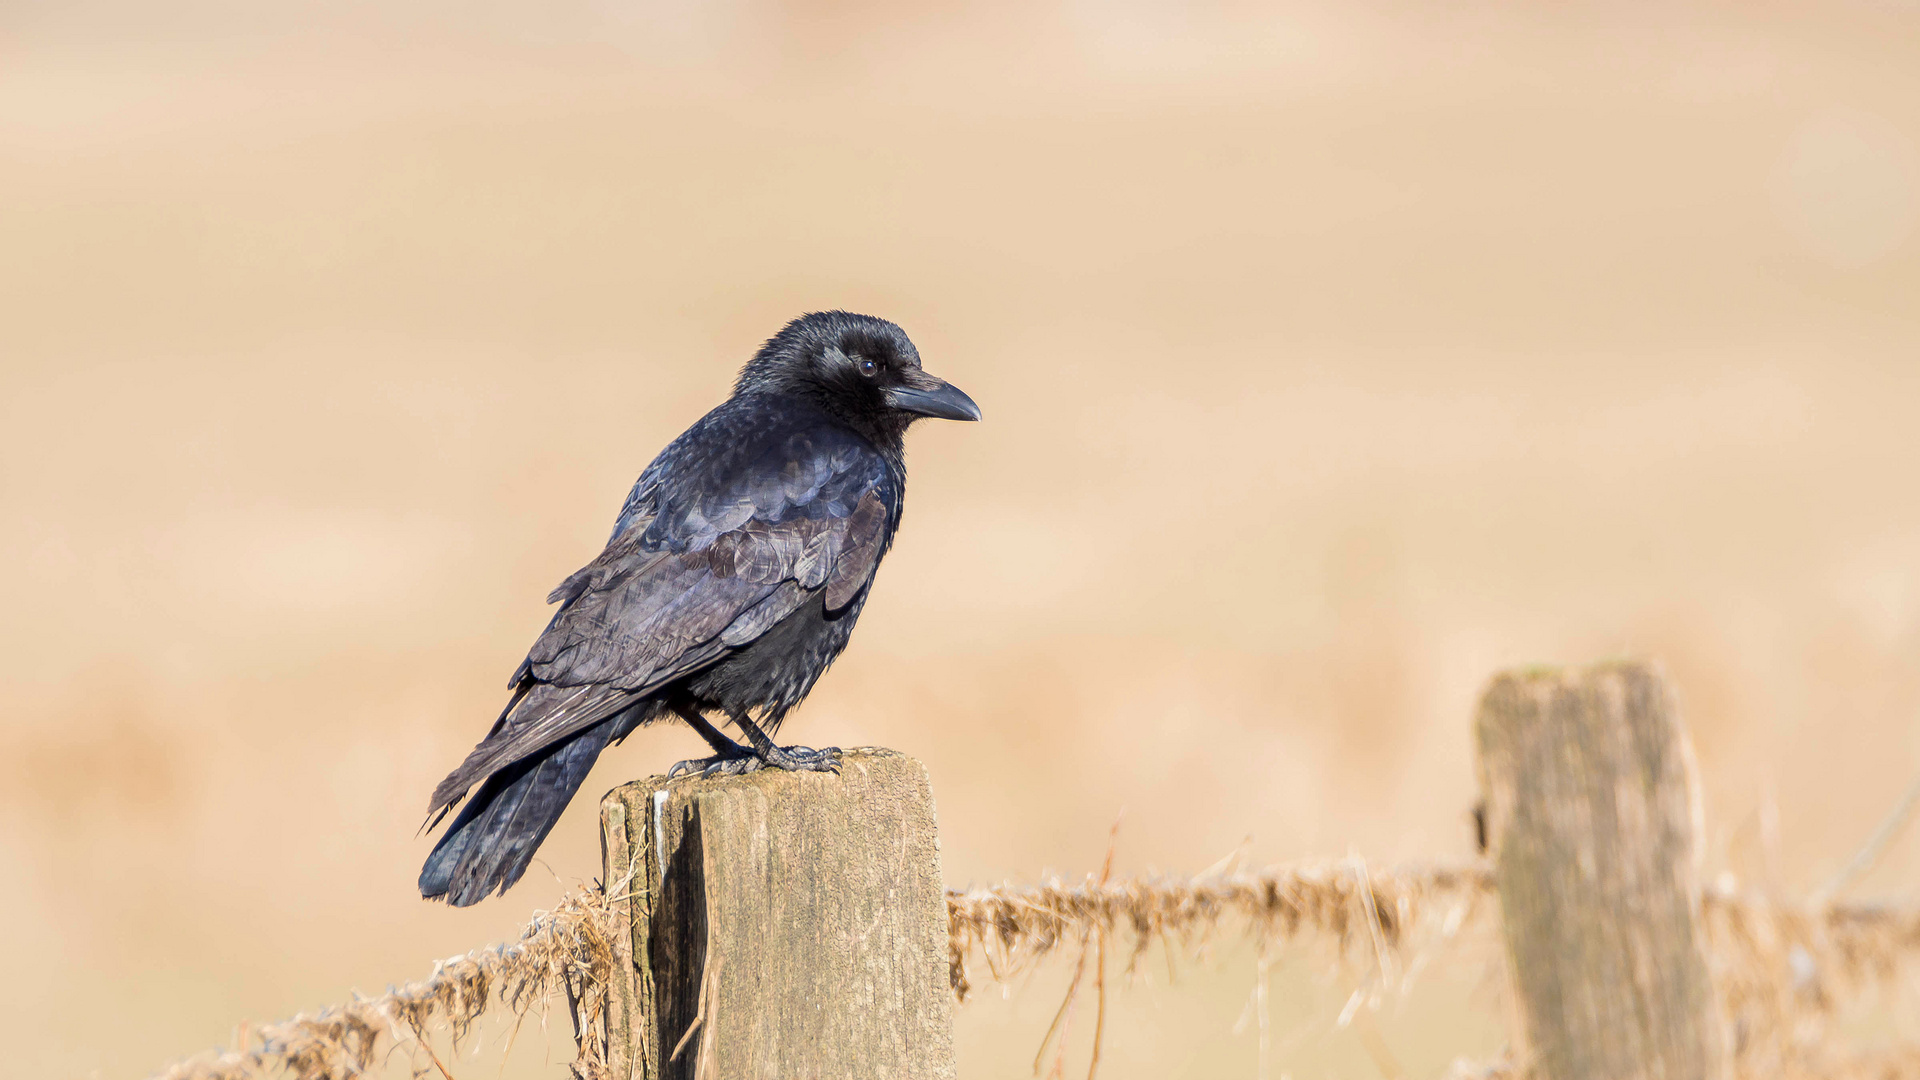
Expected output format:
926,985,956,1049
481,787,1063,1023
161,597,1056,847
2,2,1917,1076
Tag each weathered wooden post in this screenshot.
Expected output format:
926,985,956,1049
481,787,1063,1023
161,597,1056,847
1474,661,1725,1080
598,747,955,1080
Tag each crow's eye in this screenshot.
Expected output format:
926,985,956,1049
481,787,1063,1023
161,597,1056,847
858,358,879,378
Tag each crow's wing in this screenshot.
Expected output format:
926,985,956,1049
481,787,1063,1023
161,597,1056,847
427,422,896,817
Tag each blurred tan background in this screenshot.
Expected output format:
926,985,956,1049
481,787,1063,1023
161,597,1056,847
3,1,1918,1076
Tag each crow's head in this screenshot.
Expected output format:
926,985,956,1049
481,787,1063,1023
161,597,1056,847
736,312,981,442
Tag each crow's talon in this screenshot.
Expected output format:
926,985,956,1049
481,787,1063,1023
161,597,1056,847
670,744,840,779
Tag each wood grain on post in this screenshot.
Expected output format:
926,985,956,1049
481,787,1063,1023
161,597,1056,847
598,747,955,1080
1474,661,1724,1080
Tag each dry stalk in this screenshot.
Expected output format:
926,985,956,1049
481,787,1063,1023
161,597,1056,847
150,888,619,1080
148,857,1920,1080
1704,884,1920,1076
947,859,1496,1007
953,859,1920,1077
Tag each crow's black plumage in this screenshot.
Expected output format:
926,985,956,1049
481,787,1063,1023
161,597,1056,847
418,312,979,907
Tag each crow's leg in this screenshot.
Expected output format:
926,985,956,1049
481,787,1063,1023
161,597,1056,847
731,711,840,774
666,703,756,779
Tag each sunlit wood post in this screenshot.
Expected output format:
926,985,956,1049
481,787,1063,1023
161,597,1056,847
599,747,955,1080
1474,661,1726,1080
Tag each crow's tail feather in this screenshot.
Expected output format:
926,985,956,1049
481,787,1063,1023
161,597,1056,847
418,719,617,907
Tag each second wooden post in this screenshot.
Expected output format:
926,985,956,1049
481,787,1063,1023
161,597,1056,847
1475,661,1725,1080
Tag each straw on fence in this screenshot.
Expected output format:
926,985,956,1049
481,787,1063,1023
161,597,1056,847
149,859,1920,1080
1704,884,1920,1074
951,864,1920,1074
152,888,620,1080
945,858,1496,1003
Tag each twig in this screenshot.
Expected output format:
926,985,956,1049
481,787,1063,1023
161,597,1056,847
1816,774,1920,905
695,953,722,1080
1353,853,1397,1000
407,1018,460,1080
1035,935,1088,1078
1354,1008,1406,1080
1257,949,1273,1080
671,952,722,1063
1087,814,1121,1080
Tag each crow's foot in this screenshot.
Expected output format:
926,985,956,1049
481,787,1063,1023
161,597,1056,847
758,743,841,774
668,746,756,779
667,744,840,779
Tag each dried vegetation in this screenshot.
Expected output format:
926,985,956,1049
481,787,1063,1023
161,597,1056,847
152,890,619,1080
150,861,1920,1080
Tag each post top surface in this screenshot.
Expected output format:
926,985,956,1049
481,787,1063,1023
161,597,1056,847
600,746,920,807
1483,656,1660,687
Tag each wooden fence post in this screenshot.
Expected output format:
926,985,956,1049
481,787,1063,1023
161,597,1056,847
598,747,955,1080
1474,661,1725,1080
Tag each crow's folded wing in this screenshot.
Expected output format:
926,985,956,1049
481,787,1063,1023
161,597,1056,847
428,424,896,817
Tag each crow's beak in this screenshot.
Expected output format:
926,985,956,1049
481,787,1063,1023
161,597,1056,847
886,375,982,422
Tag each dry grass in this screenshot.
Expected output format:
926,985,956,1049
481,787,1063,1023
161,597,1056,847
148,860,1920,1079
946,858,1494,1006
1707,886,1920,1077
150,890,619,1080
952,862,1920,1079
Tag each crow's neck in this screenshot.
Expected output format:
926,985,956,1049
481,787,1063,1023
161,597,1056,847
784,388,910,468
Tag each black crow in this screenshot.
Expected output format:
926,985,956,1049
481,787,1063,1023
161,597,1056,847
419,311,979,906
